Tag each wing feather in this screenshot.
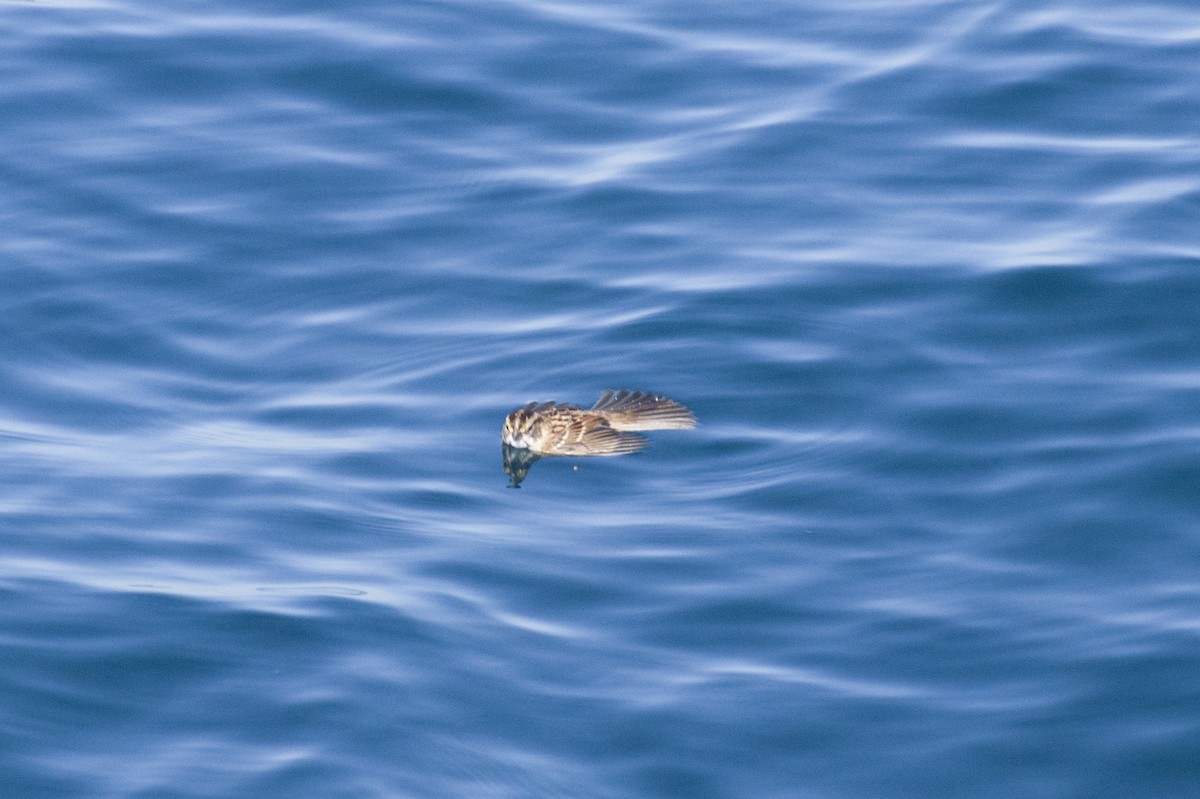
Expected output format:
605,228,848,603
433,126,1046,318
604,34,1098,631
549,422,648,456
590,389,697,431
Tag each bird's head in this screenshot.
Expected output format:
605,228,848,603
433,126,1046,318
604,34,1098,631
502,408,540,449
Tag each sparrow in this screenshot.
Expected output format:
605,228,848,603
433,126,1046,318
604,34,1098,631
502,389,697,457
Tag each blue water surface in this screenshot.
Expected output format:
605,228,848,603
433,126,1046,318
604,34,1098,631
2,1,1199,797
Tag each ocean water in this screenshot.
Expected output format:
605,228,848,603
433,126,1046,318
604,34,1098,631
3,0,1199,797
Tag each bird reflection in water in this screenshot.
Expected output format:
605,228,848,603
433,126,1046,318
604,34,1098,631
502,443,544,488
501,389,697,487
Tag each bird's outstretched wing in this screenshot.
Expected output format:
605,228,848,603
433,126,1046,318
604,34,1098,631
590,389,697,431
544,416,648,456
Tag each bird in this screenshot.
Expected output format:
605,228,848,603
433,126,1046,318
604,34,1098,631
502,389,697,457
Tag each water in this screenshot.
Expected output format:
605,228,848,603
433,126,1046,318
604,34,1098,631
3,1,1199,796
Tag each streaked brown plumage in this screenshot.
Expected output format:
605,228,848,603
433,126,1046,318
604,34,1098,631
502,389,697,456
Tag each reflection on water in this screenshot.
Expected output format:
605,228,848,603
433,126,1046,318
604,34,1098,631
502,443,543,488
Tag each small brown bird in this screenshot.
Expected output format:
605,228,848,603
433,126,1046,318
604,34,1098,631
502,389,697,456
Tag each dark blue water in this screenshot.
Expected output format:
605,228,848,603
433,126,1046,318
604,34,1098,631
3,1,1199,797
